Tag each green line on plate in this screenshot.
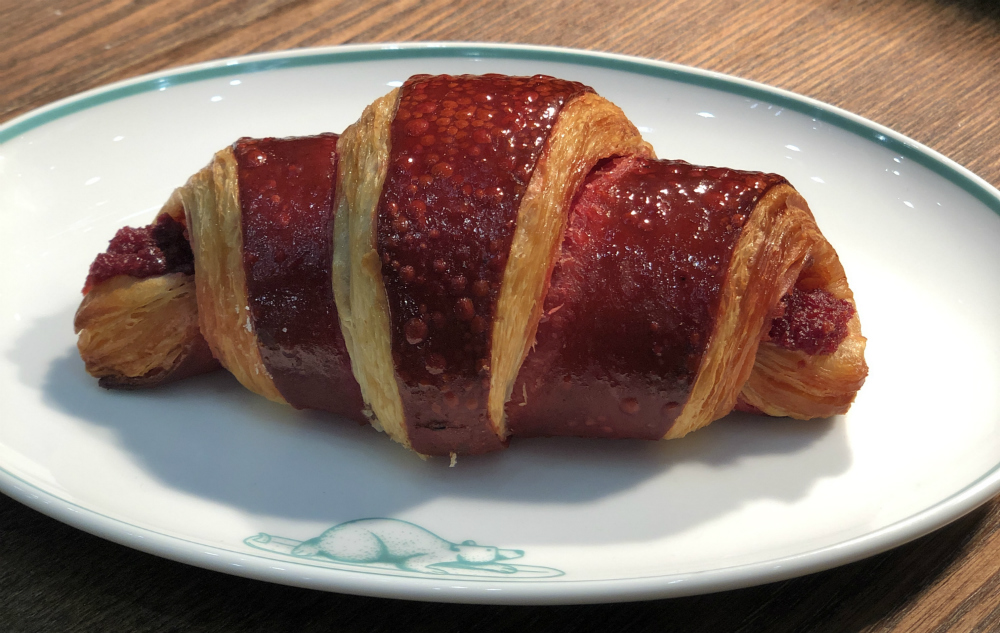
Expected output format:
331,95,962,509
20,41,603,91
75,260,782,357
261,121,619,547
1,45,998,214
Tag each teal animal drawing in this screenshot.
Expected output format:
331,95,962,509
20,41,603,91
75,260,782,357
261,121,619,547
244,518,564,579
295,518,522,574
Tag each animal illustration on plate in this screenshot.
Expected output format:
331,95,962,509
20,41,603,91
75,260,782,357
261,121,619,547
245,518,564,578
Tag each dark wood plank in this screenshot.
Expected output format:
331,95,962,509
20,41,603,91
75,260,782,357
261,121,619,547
3,1,999,187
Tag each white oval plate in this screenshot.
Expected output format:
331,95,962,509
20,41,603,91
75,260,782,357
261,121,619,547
1,43,999,605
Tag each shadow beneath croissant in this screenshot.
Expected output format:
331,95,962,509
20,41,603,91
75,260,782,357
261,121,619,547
17,306,851,546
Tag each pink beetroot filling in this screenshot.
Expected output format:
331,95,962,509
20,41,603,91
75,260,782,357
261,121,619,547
83,214,193,294
768,287,855,355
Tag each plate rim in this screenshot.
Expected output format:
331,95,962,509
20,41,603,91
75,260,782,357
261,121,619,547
3,41,998,214
2,41,999,604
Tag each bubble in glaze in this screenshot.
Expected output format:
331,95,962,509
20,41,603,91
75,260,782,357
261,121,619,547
405,318,429,345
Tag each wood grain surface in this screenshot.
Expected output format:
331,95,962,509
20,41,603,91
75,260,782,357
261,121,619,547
2,1,999,631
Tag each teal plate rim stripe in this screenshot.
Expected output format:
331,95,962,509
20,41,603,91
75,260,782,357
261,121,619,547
1,42,999,217
2,42,1000,603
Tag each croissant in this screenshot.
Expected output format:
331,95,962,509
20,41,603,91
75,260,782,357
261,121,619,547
75,74,867,457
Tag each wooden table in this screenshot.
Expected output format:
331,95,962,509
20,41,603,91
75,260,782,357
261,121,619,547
3,1,999,630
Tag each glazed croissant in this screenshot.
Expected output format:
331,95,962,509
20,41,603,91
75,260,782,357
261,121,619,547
75,74,867,457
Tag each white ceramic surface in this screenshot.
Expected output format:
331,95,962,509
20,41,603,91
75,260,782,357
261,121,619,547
1,43,999,604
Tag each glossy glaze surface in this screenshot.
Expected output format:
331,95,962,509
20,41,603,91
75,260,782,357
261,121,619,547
508,156,785,438
83,214,193,294
376,74,590,454
236,134,365,420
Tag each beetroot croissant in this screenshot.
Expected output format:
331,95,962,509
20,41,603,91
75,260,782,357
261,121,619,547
74,74,867,458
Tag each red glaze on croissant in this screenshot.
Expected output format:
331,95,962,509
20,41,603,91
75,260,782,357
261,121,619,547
74,74,867,458
234,134,365,422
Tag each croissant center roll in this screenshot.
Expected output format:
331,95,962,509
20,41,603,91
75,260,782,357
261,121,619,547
336,74,652,455
75,73,867,459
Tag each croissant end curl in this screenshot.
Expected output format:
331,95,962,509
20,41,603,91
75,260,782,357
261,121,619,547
74,74,867,458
